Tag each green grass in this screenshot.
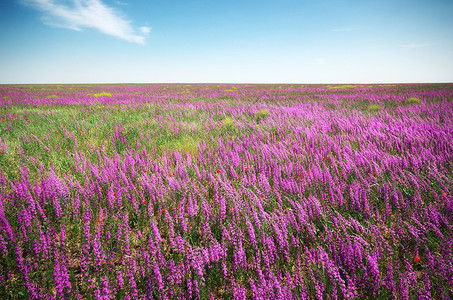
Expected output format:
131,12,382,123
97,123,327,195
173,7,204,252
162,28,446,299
368,104,382,112
406,97,421,105
255,109,270,123
222,117,236,130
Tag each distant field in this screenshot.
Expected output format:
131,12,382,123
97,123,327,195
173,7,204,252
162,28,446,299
0,83,452,299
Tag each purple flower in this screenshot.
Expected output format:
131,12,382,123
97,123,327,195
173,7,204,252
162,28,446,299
117,270,124,289
153,262,164,292
0,234,7,256
366,252,381,296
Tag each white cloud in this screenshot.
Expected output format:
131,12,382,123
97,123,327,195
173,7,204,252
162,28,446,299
400,43,429,49
22,0,149,44
140,26,151,35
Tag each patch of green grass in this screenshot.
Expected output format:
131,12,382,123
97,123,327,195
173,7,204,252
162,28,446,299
222,117,236,130
327,84,364,89
368,105,381,112
93,92,112,98
406,97,421,105
255,109,270,123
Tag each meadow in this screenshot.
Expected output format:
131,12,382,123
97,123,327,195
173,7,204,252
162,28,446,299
0,83,452,299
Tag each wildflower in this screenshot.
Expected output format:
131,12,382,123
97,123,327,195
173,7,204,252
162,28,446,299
298,175,301,178
414,256,421,263
97,219,103,223
143,201,147,204
190,227,192,229
169,173,172,177
56,132,58,134
144,170,147,173
301,229,305,232
162,209,166,213
114,193,116,196
443,193,447,197
217,170,221,173
373,172,376,175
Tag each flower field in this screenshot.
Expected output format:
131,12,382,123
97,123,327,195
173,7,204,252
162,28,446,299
0,83,452,299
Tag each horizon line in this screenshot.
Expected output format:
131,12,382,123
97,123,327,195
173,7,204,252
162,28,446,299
1,82,452,86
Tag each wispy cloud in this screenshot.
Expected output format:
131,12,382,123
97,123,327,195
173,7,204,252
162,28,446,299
399,43,429,49
140,26,151,35
22,0,149,44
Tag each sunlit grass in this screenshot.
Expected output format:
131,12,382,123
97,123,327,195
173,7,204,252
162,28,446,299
368,104,382,112
406,97,421,105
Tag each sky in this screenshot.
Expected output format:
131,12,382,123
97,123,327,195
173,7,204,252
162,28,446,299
0,0,452,84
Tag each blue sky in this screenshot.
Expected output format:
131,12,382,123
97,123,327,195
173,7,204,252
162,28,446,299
0,0,452,84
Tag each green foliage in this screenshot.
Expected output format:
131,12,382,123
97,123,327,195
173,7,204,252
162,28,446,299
222,117,236,130
327,84,364,89
406,97,421,105
255,109,270,122
165,137,200,157
368,104,381,112
93,92,112,98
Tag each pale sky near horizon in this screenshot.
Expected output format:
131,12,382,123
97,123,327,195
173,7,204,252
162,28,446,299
0,0,452,84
